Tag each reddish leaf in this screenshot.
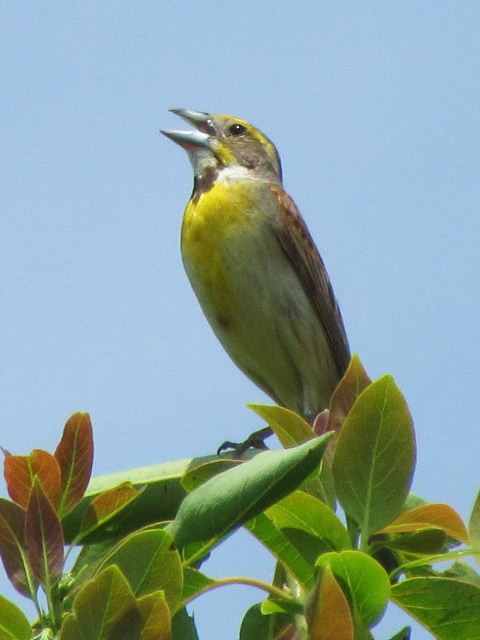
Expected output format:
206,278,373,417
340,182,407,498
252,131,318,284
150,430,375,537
379,503,469,543
327,354,371,433
0,498,34,597
26,479,64,588
308,566,354,640
312,410,329,436
79,483,139,540
4,449,61,509
54,413,94,517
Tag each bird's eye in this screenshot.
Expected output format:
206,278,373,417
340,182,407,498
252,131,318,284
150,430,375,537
229,123,246,136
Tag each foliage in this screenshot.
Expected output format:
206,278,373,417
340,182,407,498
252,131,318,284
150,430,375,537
0,356,479,639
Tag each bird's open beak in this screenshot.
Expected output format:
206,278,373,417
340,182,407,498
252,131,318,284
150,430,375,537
161,108,214,149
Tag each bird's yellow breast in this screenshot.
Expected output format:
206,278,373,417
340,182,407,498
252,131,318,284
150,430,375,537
181,181,263,326
182,181,254,247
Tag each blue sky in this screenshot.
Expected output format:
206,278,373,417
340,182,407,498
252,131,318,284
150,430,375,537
1,3,479,638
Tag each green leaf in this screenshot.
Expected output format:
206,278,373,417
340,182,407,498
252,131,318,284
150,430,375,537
239,603,290,640
260,599,289,615
386,528,446,554
266,491,351,553
316,550,390,627
403,493,427,511
469,490,480,565
239,604,272,640
62,458,196,543
54,412,93,517
58,616,83,640
137,591,171,640
106,608,142,640
332,375,416,538
247,492,350,591
98,529,182,612
386,628,411,640
391,576,480,639
182,459,241,492
60,565,138,640
246,512,316,589
180,567,215,605
171,608,199,640
442,561,480,587
70,537,113,573
25,478,64,588
168,435,332,560
248,404,314,447
0,498,32,597
0,594,32,640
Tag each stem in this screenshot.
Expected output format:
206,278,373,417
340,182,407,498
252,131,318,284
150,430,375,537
44,583,56,625
346,513,361,549
359,535,369,553
49,583,63,631
30,591,44,622
182,575,300,609
23,558,44,620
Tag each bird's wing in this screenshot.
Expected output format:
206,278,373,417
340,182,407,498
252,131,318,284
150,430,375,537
270,184,351,377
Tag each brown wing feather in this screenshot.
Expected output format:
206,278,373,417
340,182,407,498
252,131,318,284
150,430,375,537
270,184,350,377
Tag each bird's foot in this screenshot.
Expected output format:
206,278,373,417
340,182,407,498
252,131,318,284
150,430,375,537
217,427,273,456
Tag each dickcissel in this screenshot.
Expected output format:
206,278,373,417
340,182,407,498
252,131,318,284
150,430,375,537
162,109,350,442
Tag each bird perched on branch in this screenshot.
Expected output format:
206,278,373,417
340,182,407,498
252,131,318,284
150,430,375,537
162,109,350,450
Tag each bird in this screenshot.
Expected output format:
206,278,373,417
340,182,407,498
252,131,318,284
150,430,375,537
162,109,350,449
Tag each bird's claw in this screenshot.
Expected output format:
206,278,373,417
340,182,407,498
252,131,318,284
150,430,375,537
217,427,273,456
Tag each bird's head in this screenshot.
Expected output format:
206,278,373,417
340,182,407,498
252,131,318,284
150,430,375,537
161,109,282,184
